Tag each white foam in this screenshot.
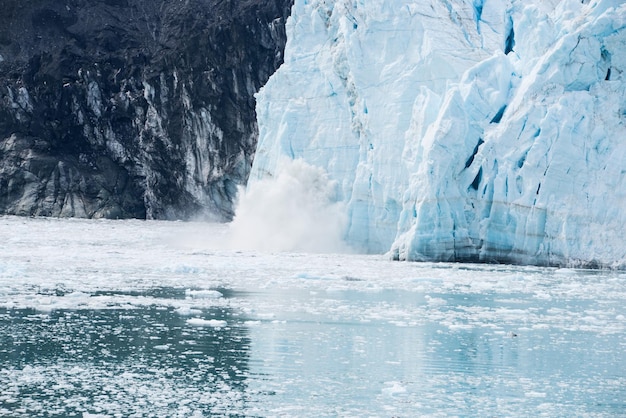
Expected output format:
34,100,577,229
229,158,351,254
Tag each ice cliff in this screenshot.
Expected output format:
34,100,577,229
0,0,292,220
250,0,626,267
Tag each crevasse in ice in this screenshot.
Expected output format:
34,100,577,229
250,0,626,267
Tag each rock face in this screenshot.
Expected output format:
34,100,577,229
0,0,292,219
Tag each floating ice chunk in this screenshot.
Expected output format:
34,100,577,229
381,381,407,396
255,313,276,320
66,291,90,299
425,296,447,306
181,350,204,356
186,318,227,328
154,344,170,351
185,289,223,299
525,391,547,398
175,307,203,316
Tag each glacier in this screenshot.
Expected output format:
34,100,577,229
249,0,626,268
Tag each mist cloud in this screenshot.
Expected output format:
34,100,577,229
228,158,351,253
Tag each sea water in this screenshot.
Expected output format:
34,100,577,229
0,216,624,417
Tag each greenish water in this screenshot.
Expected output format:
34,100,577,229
0,217,625,417
0,291,250,417
1,285,625,417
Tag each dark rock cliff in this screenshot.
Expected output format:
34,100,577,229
0,0,292,220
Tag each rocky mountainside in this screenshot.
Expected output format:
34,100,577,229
0,0,292,219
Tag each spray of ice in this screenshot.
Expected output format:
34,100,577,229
227,158,351,253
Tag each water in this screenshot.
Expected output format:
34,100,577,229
0,216,625,417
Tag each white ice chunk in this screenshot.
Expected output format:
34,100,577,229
185,289,223,299
186,318,227,328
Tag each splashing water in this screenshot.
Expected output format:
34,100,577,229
228,159,351,253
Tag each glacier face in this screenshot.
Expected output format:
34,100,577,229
250,0,626,267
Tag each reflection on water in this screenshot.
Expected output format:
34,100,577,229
0,288,250,417
242,287,626,417
1,283,625,417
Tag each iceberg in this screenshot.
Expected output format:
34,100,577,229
250,0,626,268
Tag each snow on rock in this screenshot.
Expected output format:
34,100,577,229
250,0,626,268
